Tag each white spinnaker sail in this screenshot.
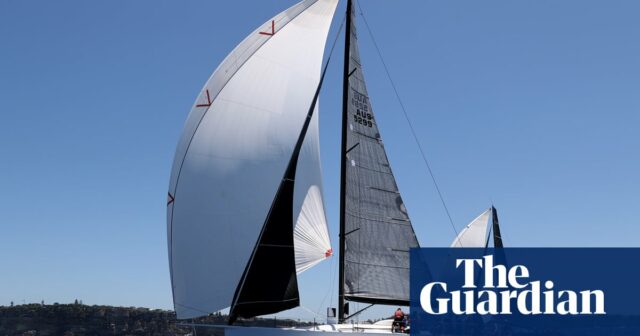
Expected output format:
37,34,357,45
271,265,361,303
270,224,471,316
450,208,492,248
293,96,331,274
167,0,338,319
294,183,332,274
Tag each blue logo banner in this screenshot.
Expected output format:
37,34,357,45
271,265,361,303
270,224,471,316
410,248,640,335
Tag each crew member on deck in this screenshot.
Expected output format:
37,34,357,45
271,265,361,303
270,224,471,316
393,308,406,329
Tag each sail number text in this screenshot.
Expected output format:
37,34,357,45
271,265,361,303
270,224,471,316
352,90,373,128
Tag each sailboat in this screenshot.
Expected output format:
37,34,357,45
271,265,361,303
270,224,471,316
450,206,504,248
166,0,483,333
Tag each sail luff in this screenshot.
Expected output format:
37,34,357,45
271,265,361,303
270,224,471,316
338,0,353,324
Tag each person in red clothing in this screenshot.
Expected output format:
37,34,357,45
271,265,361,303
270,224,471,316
392,308,406,332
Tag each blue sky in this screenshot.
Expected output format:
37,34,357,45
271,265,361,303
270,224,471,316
1,0,639,321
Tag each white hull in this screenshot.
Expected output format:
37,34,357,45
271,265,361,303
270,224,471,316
186,320,405,335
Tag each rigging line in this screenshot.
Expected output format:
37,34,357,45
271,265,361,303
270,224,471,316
312,14,346,319
299,305,324,319
329,246,338,307
327,14,347,72
291,13,344,320
355,0,460,239
317,249,337,316
313,253,331,316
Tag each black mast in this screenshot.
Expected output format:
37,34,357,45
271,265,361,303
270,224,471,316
338,0,353,324
492,206,504,248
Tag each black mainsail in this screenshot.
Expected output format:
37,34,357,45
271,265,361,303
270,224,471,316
338,0,420,321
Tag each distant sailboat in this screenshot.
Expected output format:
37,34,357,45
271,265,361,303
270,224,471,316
167,0,493,333
450,206,504,248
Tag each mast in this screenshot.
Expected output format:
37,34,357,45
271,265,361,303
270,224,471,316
338,0,353,324
492,206,504,248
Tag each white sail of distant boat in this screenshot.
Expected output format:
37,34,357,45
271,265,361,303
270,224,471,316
167,0,501,333
450,206,504,248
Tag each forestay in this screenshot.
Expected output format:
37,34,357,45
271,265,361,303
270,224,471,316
167,0,338,319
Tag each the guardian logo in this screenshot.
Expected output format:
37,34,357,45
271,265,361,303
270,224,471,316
419,255,606,315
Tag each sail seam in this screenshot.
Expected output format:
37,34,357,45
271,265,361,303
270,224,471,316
367,186,400,194
345,213,413,226
344,261,409,270
351,130,380,141
349,164,393,175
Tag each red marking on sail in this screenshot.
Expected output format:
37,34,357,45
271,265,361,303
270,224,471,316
325,248,333,257
196,89,212,107
259,20,275,36
167,192,175,206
